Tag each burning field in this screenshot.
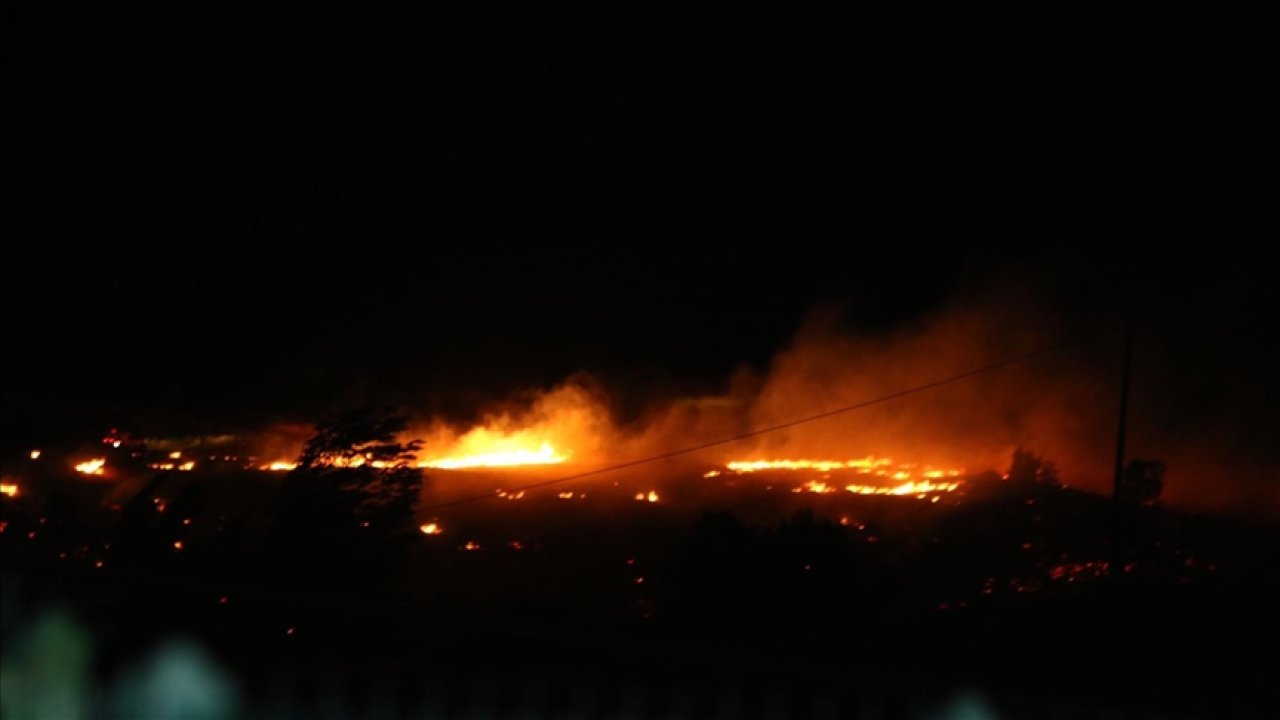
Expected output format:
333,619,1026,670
2,297,1278,719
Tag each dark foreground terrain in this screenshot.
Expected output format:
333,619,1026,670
2,463,1277,719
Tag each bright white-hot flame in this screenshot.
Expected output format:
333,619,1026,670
0,483,18,498
75,459,106,475
29,450,41,460
419,440,568,469
261,460,297,472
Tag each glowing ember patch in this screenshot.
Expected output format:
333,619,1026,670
0,483,18,498
844,480,960,496
75,459,106,475
703,469,721,478
792,480,836,494
261,460,297,471
634,491,660,503
29,450,41,460
173,541,184,550
462,541,481,551
419,522,442,535
558,491,575,499
727,457,894,473
178,461,195,471
419,441,568,469
722,457,965,487
169,451,182,459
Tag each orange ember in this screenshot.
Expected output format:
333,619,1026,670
74,458,107,475
0,482,18,498
721,456,965,498
725,456,962,478
261,460,298,471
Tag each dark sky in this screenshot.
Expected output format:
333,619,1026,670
2,3,1273,439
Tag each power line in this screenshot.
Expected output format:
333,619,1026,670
419,333,1104,511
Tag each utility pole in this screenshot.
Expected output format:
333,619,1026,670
1113,315,1135,504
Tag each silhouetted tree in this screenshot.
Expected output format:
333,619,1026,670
1118,458,1164,507
1008,447,1059,486
265,409,426,591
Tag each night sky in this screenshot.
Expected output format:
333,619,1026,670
2,3,1273,442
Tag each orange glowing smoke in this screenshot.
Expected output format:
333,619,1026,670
0,483,18,498
74,458,107,475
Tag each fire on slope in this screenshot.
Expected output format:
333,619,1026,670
709,456,966,499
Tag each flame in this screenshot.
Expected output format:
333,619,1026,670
843,480,960,496
149,460,197,472
419,522,442,535
723,456,964,498
261,460,297,471
74,458,106,475
634,491,660,503
792,480,836,494
29,450,41,460
418,439,568,469
0,483,18,498
412,382,602,469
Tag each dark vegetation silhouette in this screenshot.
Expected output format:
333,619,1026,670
4,442,1278,716
1118,458,1164,507
1007,447,1060,486
265,408,425,591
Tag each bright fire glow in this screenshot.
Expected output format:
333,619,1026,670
792,480,836,494
724,456,965,497
75,459,107,475
725,457,963,479
412,382,599,470
149,460,197,472
419,522,442,535
29,450,41,460
418,439,568,469
727,457,894,473
843,480,960,496
261,460,298,472
0,483,18,498
634,491,660,503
